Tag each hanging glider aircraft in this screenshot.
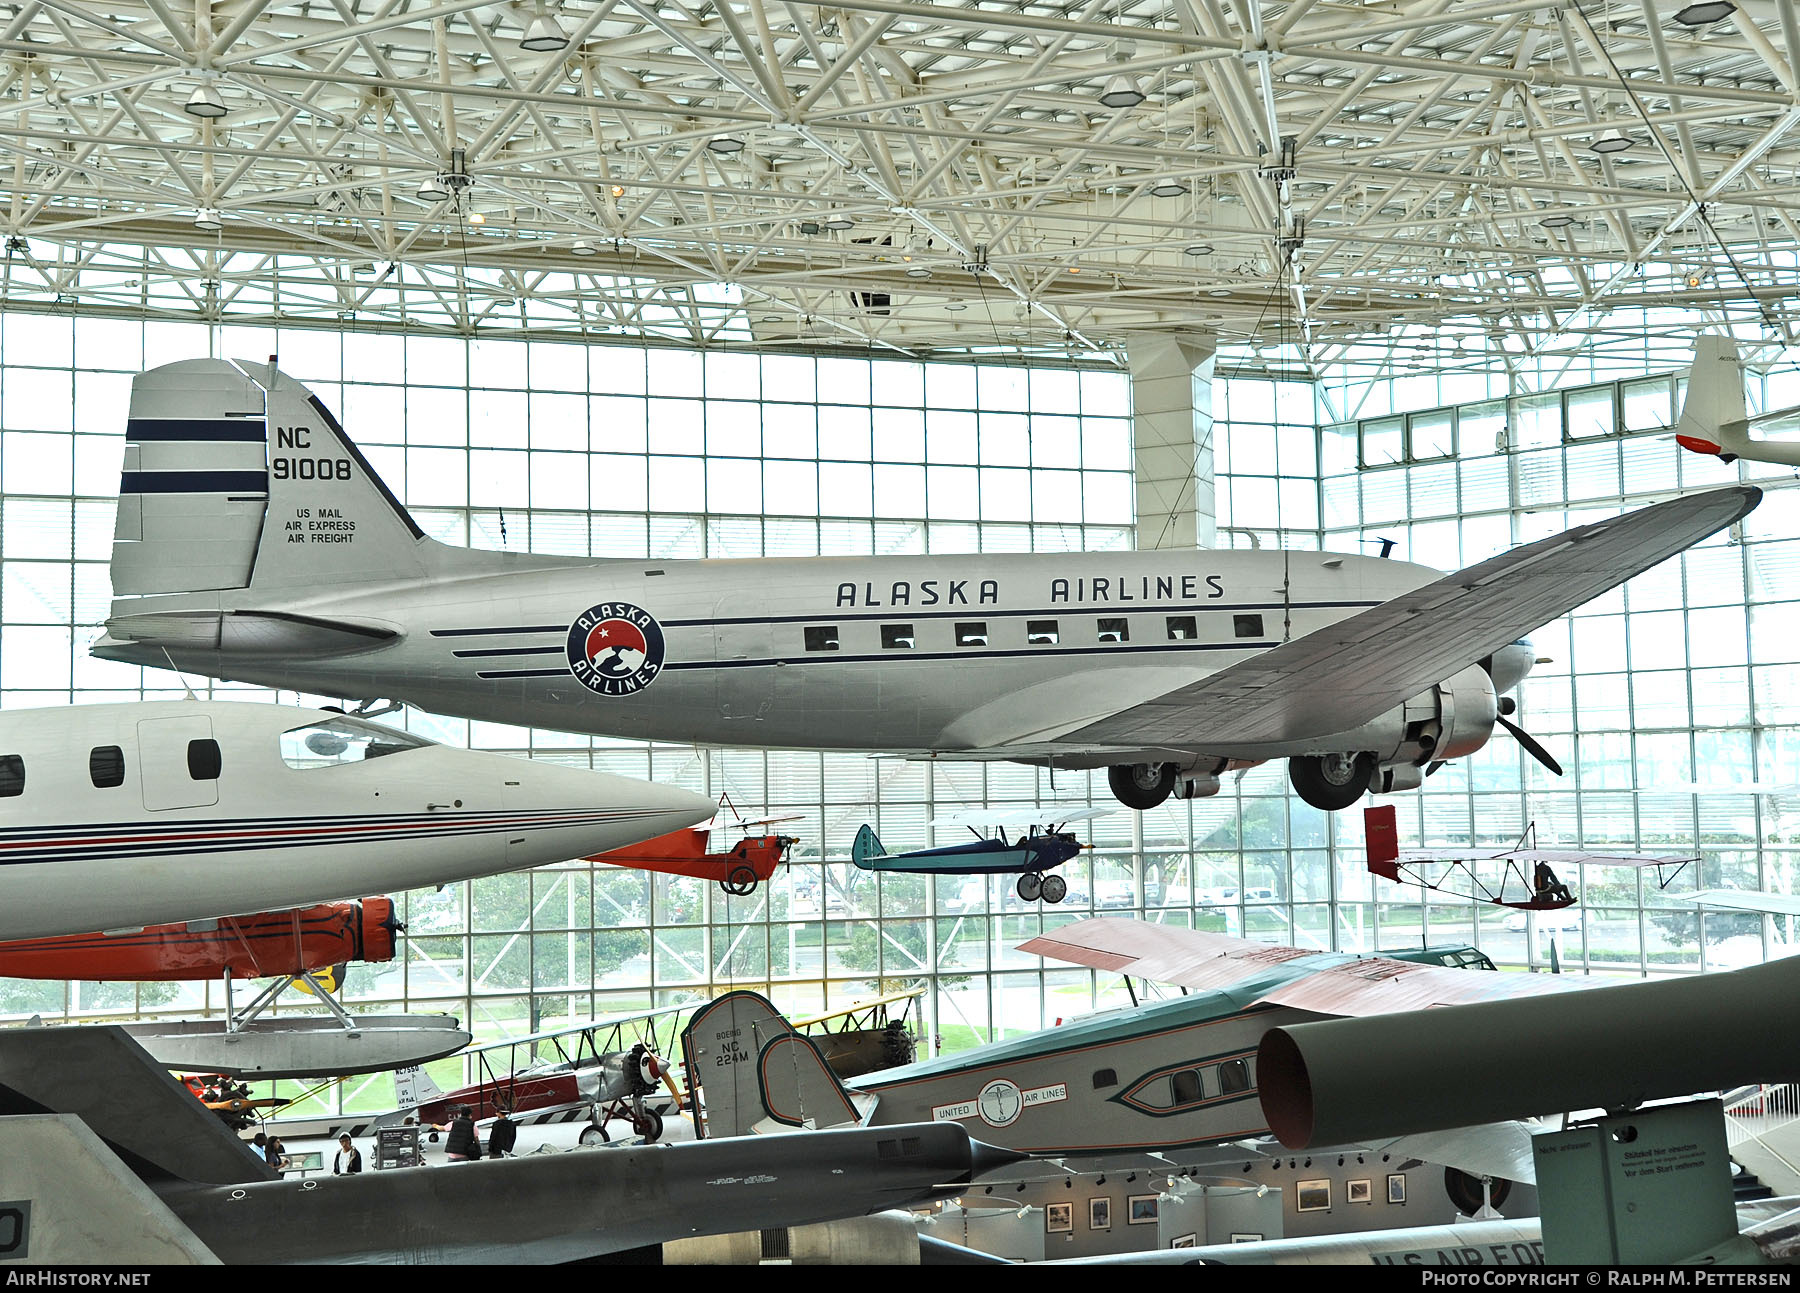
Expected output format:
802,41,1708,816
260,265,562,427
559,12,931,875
0,698,718,943
682,919,1587,1183
1363,806,1698,911
1672,334,1800,467
91,358,1760,813
850,807,1107,904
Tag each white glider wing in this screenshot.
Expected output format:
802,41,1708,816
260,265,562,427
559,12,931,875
1681,889,1800,918
1064,486,1759,748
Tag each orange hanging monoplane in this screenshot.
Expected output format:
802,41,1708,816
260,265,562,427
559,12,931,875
588,798,801,896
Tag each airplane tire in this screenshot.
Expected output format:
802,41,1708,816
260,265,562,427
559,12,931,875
1109,762,1177,810
1016,872,1044,902
633,1108,665,1142
1445,1167,1511,1215
1288,753,1375,811
722,865,759,896
579,1123,608,1146
1039,873,1068,904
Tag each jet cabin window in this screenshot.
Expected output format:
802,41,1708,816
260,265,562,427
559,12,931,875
90,745,125,789
0,754,22,797
1097,617,1129,643
881,624,916,649
804,625,840,652
1234,614,1265,639
280,717,432,770
1026,620,1059,645
955,622,988,647
1167,615,1197,641
187,739,222,781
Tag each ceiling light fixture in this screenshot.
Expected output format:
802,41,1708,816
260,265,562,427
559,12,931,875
707,136,746,155
1150,180,1188,198
1589,128,1634,154
1183,244,1213,256
192,207,223,232
417,175,450,203
823,217,854,231
468,211,486,225
906,265,930,277
520,5,569,52
609,184,626,199
945,302,967,311
1539,212,1576,228
1207,287,1231,296
571,239,596,257
1674,1,1735,25
184,82,227,119
1098,72,1145,110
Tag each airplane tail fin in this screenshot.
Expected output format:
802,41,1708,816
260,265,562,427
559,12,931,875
681,990,866,1138
392,1063,446,1110
1364,804,1400,881
1675,335,1748,459
110,358,433,599
851,824,885,871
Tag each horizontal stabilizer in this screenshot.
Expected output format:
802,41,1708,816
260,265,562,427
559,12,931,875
101,609,399,658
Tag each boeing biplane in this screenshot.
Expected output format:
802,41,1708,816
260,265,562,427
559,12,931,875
1364,805,1698,913
589,797,802,896
850,808,1108,904
386,1002,693,1144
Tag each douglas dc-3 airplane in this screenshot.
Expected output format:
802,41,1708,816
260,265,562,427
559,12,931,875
0,698,716,942
92,359,1760,813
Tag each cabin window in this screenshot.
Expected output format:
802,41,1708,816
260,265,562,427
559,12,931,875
1171,1068,1204,1105
955,622,988,647
90,745,125,789
1092,1068,1118,1091
187,738,222,781
0,754,23,797
1166,615,1197,640
804,625,840,652
1097,617,1129,643
280,717,432,770
1219,1058,1251,1095
881,624,916,649
1026,620,1059,645
1233,613,1265,639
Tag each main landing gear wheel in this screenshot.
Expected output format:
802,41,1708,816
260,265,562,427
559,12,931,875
722,865,759,896
1109,762,1177,810
1445,1167,1511,1216
1016,872,1044,902
631,1107,665,1143
1039,873,1068,904
579,1122,609,1146
1288,752,1376,811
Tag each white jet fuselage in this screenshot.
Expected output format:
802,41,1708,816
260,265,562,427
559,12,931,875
106,550,1443,763
0,699,717,940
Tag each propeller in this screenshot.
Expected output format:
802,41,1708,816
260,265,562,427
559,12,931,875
1497,714,1563,777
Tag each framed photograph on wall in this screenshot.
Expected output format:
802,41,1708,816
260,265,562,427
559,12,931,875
1127,1194,1160,1224
1230,1233,1264,1243
1089,1197,1111,1231
1045,1202,1073,1233
1171,1234,1196,1249
1388,1173,1408,1204
1347,1178,1373,1204
1296,1179,1332,1212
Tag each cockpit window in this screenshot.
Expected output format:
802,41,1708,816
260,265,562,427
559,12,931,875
280,716,432,769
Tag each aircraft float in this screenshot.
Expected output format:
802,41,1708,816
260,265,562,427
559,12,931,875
91,359,1758,812
849,807,1107,904
0,698,717,944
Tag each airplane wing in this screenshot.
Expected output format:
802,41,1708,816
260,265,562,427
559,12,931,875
1680,889,1800,917
1020,917,1589,1015
928,806,1113,828
1061,486,1759,748
1393,847,1697,868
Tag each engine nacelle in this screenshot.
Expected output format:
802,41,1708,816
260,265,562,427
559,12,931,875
1371,764,1424,794
1317,663,1497,768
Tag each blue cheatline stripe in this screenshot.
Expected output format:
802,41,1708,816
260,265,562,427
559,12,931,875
452,646,564,659
476,667,573,680
120,470,269,494
430,625,569,638
126,418,266,442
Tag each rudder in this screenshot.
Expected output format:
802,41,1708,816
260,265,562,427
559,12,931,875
683,989,862,1138
1675,334,1747,454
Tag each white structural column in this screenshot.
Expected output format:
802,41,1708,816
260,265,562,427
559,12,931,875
1127,336,1217,550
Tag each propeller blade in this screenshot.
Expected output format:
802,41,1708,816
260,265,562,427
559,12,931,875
1497,714,1564,777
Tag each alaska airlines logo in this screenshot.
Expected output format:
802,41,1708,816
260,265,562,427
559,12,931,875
566,602,665,697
